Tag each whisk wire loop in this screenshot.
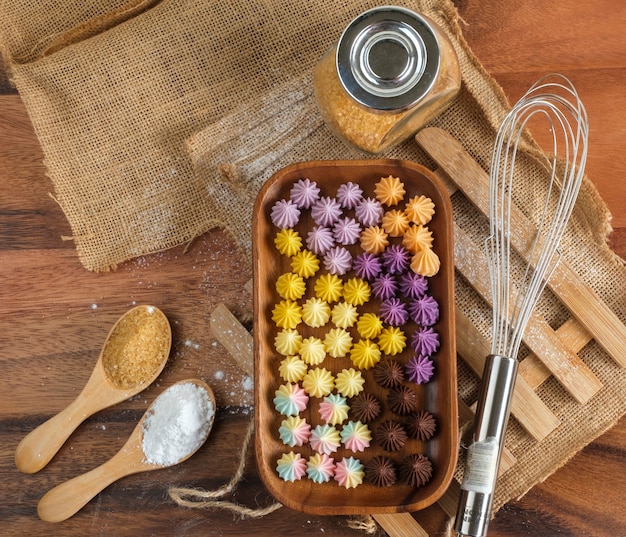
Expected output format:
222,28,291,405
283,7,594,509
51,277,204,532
487,74,588,360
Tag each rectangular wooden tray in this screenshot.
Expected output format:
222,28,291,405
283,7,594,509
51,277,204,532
253,159,458,515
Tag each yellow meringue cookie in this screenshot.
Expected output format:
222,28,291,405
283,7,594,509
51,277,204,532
301,297,331,328
343,278,371,307
276,272,306,301
377,326,407,356
314,273,344,303
271,300,302,329
278,355,308,383
335,368,365,398
405,195,435,225
323,327,353,358
350,339,381,370
374,175,405,206
274,328,303,356
299,336,326,366
331,301,359,329
302,367,335,398
274,228,302,257
291,249,320,278
360,225,389,255
411,247,441,277
356,313,383,340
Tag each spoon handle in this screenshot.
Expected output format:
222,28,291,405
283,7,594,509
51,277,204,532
15,393,93,474
37,440,149,523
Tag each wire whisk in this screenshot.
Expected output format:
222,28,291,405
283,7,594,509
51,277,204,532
455,74,588,537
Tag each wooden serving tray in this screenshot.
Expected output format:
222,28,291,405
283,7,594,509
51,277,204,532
252,160,458,515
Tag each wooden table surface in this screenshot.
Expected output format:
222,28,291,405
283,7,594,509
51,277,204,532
1,1,625,535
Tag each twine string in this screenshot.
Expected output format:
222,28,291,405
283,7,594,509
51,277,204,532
168,418,283,518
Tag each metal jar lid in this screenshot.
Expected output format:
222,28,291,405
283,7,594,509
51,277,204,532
336,6,440,111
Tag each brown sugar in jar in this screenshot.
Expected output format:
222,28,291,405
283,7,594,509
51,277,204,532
313,6,461,154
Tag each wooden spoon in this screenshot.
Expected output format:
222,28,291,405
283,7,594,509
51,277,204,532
37,379,216,523
15,305,172,474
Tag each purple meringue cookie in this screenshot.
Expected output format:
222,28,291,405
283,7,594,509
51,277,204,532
405,355,435,384
355,197,383,227
336,182,364,209
371,273,398,300
353,252,382,281
381,244,410,275
410,327,440,357
311,196,342,227
290,178,320,209
399,272,428,299
271,199,301,229
379,298,409,326
306,226,335,256
408,295,440,327
323,246,353,275
333,217,361,245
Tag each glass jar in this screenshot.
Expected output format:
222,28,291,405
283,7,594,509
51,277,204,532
313,6,461,154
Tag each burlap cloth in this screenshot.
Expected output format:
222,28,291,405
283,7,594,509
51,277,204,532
2,0,625,525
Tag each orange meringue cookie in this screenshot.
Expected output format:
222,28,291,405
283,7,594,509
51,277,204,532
411,247,441,277
374,175,405,206
360,225,389,255
405,195,435,225
382,209,410,237
402,224,433,254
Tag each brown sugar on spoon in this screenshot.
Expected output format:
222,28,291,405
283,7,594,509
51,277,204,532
102,305,171,389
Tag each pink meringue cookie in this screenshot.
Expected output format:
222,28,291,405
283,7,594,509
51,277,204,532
309,424,341,456
318,394,350,425
270,199,301,229
306,226,335,255
334,456,364,489
355,197,383,227
276,451,307,482
290,178,320,209
405,354,435,384
273,383,309,416
279,416,312,447
332,217,361,245
340,421,372,452
408,294,440,326
306,452,336,483
311,196,342,227
336,181,364,209
323,246,353,275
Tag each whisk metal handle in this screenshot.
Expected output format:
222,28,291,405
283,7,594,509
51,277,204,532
455,354,519,537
